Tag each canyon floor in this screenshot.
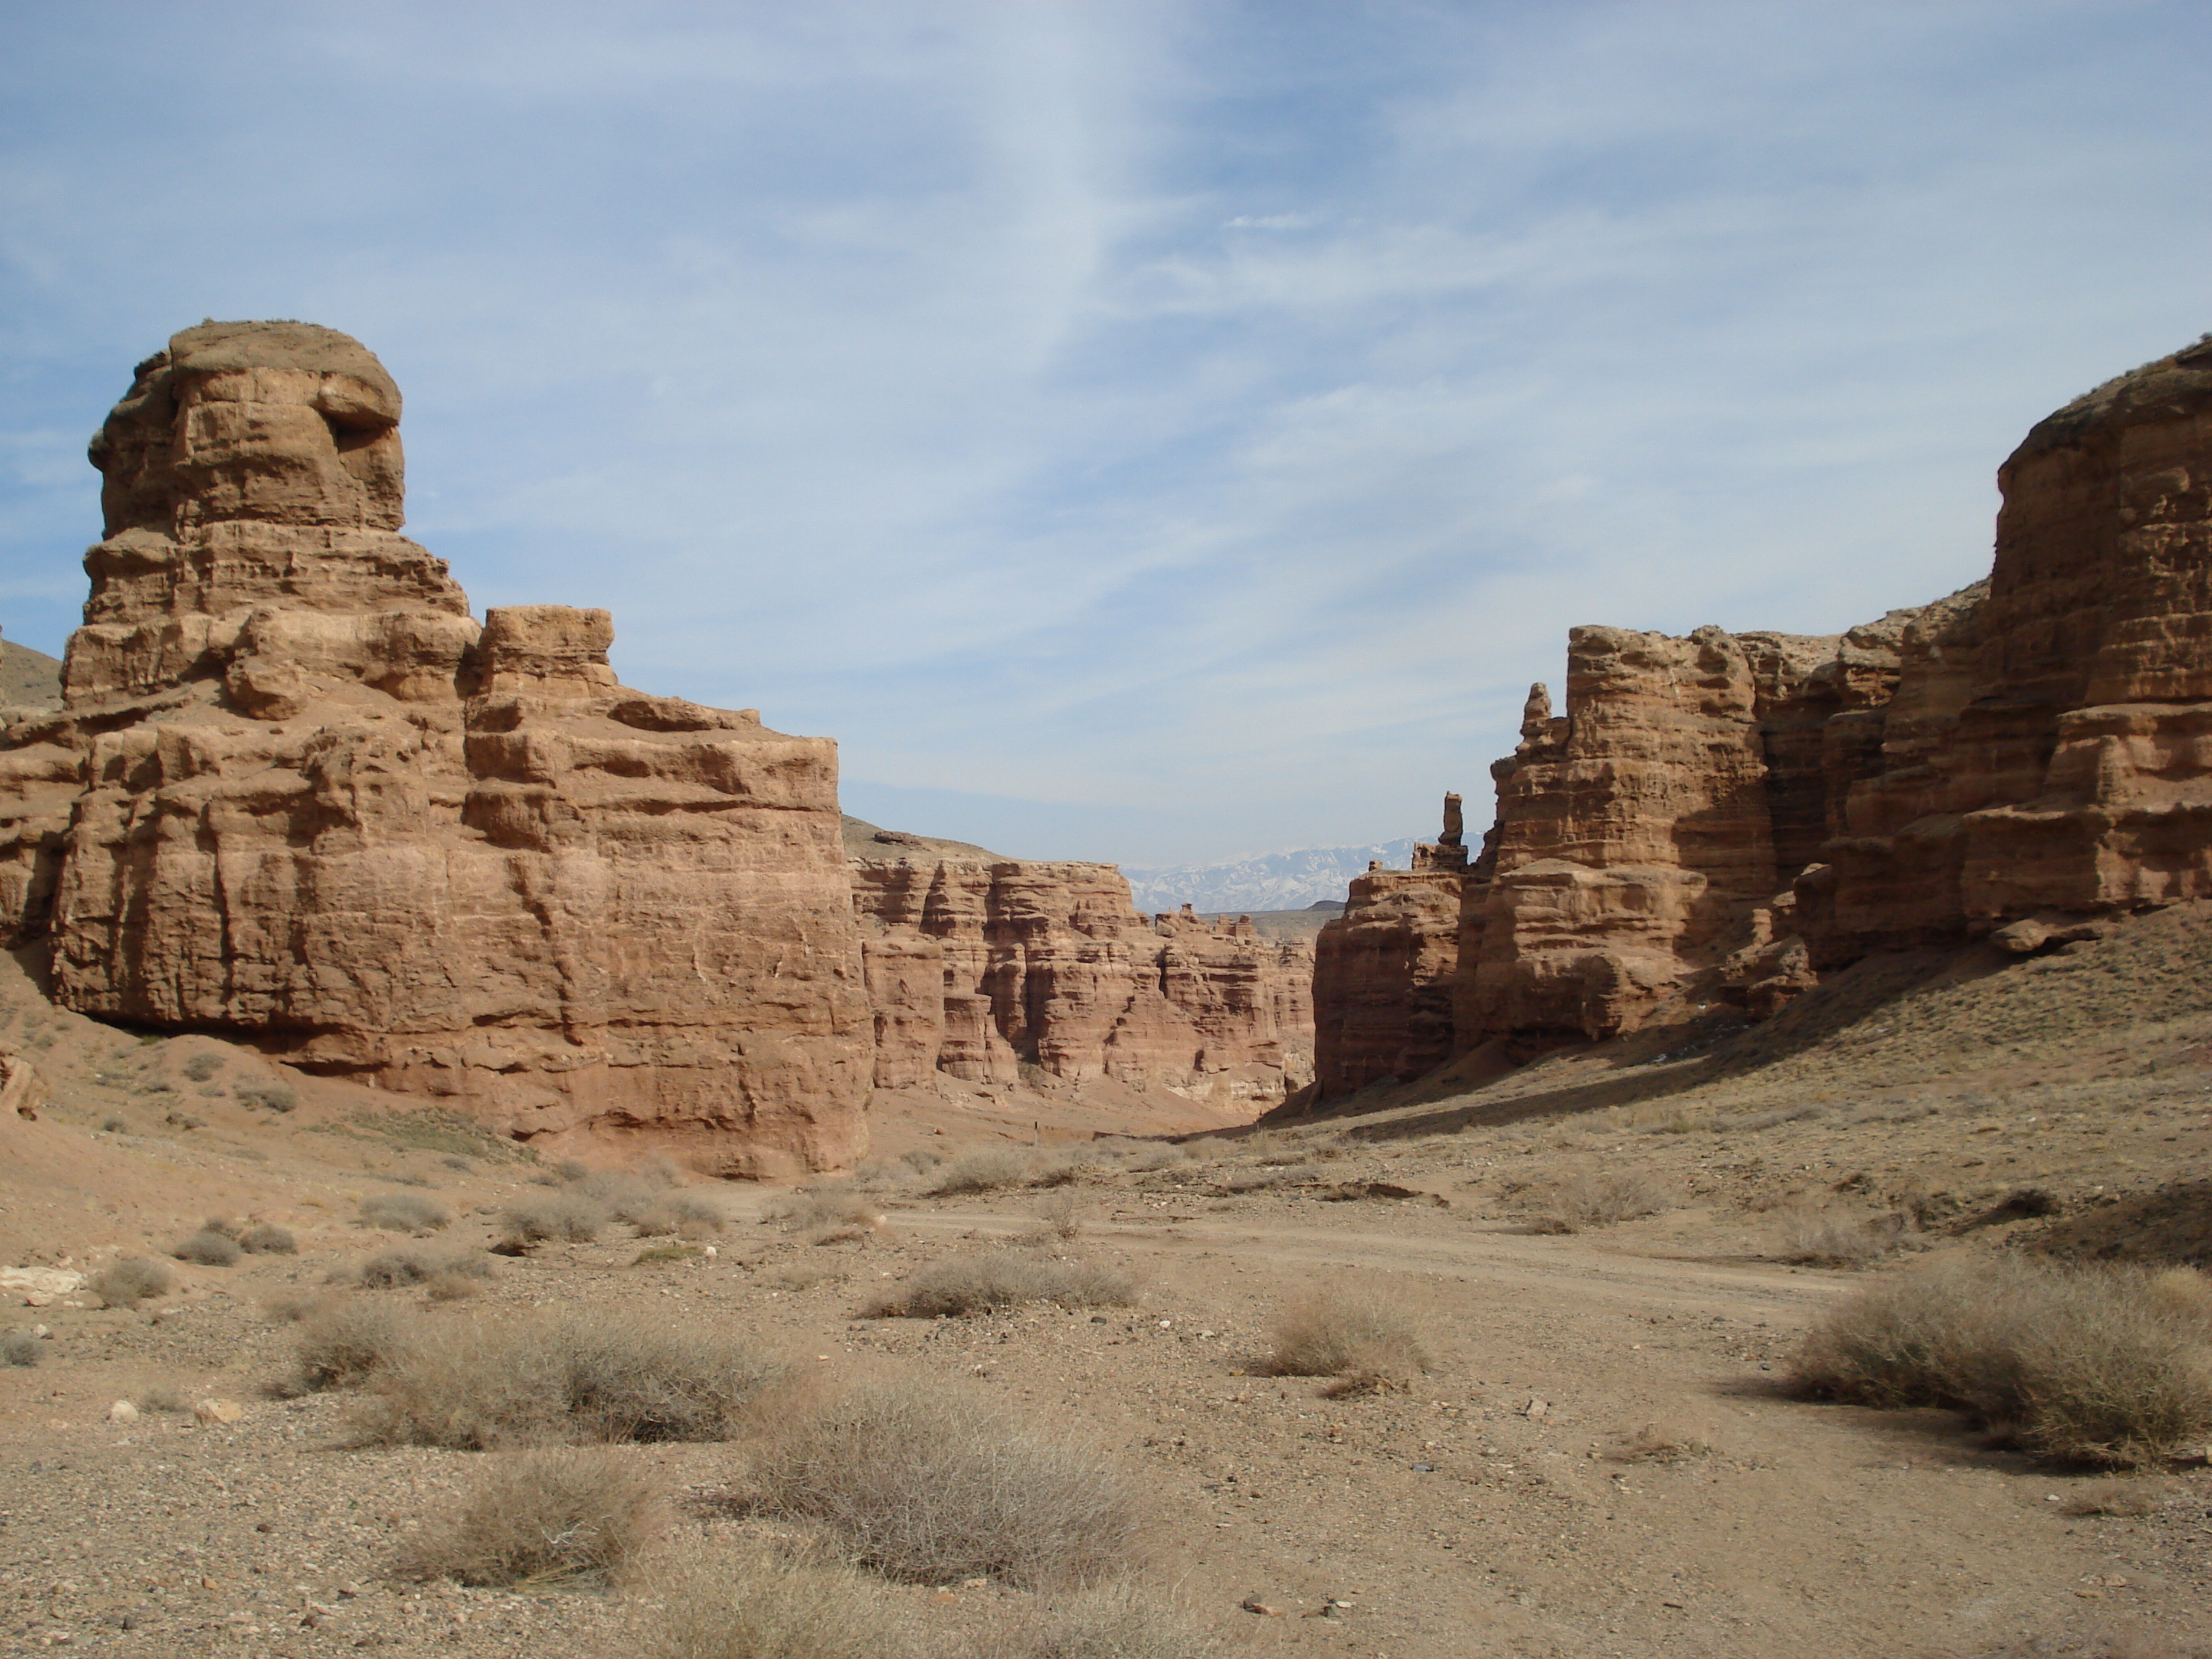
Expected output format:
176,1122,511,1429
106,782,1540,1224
4,909,2212,1659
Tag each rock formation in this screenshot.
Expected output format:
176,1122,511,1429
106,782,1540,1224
848,820,1313,1104
1315,332,2212,1097
0,323,871,1173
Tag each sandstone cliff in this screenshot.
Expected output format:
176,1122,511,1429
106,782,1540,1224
1315,332,2212,1097
846,817,1313,1104
0,323,871,1173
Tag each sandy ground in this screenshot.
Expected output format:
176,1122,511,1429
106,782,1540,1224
4,907,2212,1658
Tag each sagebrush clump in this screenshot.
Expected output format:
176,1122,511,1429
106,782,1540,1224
91,1256,173,1309
649,1549,906,1659
865,1250,1137,1318
751,1378,1148,1587
172,1227,242,1267
359,1192,451,1234
496,1192,608,1249
397,1448,662,1586
1,1328,40,1367
1265,1285,1431,1393
1789,1256,2212,1467
926,1146,1033,1195
354,1309,782,1449
1524,1171,1673,1233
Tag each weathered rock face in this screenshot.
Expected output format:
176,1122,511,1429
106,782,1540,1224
850,832,1314,1104
0,323,872,1173
1315,333,2212,1097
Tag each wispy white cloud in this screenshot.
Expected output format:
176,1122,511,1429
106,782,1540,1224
3,0,2208,863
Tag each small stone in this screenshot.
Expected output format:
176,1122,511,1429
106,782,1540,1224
193,1398,245,1426
107,1400,138,1424
1523,1397,1549,1419
1240,1599,1282,1617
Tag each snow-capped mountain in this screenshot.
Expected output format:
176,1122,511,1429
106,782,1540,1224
1123,838,1419,914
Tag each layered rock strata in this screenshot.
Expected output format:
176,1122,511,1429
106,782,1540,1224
0,323,871,1172
849,824,1313,1103
1316,332,2212,1096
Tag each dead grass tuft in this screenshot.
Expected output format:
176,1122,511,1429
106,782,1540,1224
1774,1207,1919,1267
927,1146,1033,1195
237,1222,297,1255
2057,1477,2175,1517
2,1328,39,1367
356,1308,782,1449
979,1580,1213,1659
864,1250,1138,1318
750,1377,1149,1587
1789,1257,2212,1466
634,1195,727,1238
1264,1286,1431,1391
356,1247,494,1290
295,1299,413,1392
397,1448,662,1586
1523,1171,1673,1232
92,1256,173,1309
359,1192,451,1234
1603,1423,1714,1464
172,1228,241,1267
495,1192,608,1249
767,1187,884,1233
646,1548,907,1659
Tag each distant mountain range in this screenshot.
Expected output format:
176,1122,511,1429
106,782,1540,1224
1123,838,1418,914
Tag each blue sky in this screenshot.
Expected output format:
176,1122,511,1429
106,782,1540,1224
4,1,2209,866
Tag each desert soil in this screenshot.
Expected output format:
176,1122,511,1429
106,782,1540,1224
4,907,2212,1658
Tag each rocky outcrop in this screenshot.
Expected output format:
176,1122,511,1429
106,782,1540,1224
848,823,1313,1104
0,323,871,1173
1315,332,2212,1097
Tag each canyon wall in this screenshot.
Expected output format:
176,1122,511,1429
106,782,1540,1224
1315,331,2212,1097
849,823,1314,1105
0,323,872,1173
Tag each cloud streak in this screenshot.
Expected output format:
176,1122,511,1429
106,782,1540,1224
3,0,2209,863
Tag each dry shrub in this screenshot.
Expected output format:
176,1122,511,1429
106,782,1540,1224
359,1191,451,1234
1033,1190,1086,1240
575,1169,670,1226
1789,1257,2212,1466
173,1227,241,1267
2059,1477,2175,1517
751,1377,1148,1587
766,1260,851,1292
358,1308,782,1449
897,1147,943,1175
768,1187,884,1233
1118,1146,1190,1174
398,1448,662,1587
497,1192,608,1248
635,1195,727,1238
358,1247,493,1290
927,1146,1033,1196
980,1581,1211,1659
1776,1208,1918,1267
425,1271,482,1302
1525,1171,1673,1233
237,1222,297,1255
647,1548,905,1659
865,1250,1138,1318
181,1051,225,1082
94,1256,173,1309
235,1080,297,1112
295,1299,414,1391
1603,1423,1714,1464
2,1328,39,1367
1265,1286,1431,1391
